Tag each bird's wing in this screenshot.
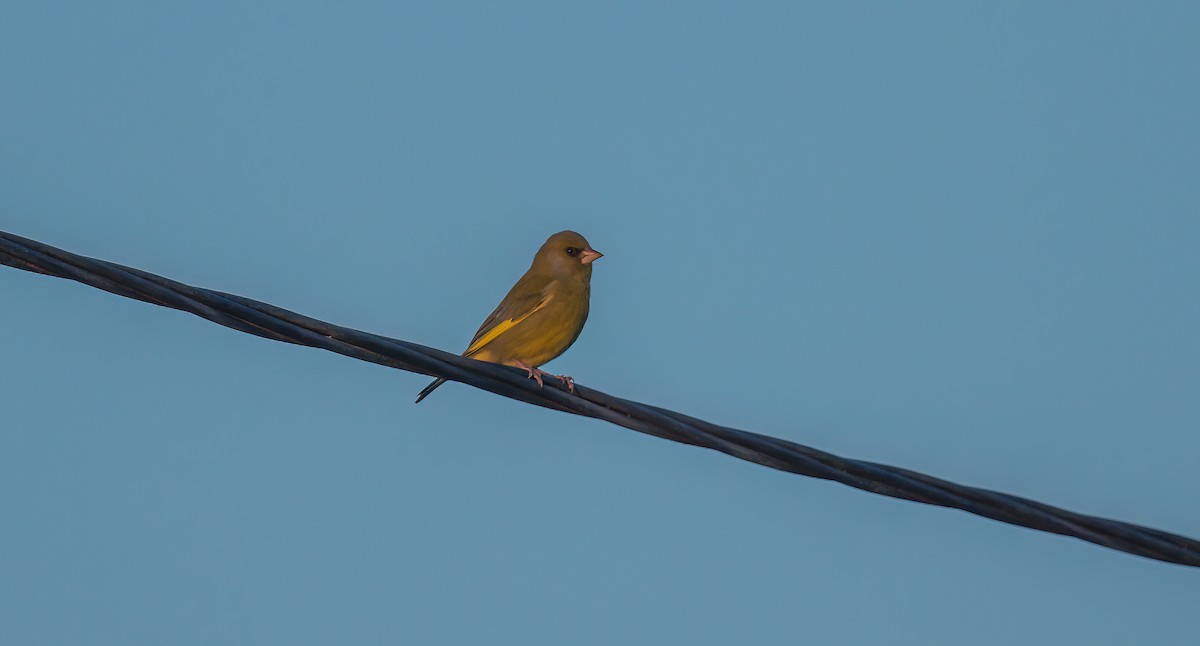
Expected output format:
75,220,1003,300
464,273,553,358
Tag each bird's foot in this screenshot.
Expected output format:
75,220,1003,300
514,362,575,394
514,361,547,388
553,374,575,394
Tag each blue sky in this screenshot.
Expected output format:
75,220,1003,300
2,2,1198,644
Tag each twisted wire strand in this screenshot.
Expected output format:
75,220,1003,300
2,230,1197,567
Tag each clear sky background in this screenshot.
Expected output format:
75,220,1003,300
2,2,1198,644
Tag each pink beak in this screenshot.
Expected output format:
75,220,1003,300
579,248,603,265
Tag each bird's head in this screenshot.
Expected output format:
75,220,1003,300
531,230,602,279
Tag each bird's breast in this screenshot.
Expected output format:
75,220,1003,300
482,282,590,368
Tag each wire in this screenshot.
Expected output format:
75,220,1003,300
3,229,1197,567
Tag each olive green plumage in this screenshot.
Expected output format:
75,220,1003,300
415,231,602,403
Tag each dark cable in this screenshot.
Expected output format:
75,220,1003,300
2,230,1197,567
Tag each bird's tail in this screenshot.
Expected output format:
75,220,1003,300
414,377,448,404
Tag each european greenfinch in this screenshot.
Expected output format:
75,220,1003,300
415,230,603,403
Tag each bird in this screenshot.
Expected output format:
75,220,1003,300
415,230,603,403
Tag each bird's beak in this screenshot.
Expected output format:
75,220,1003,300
579,248,603,265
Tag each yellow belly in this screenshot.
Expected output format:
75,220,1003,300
471,299,589,368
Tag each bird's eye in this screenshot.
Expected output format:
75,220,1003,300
565,247,578,256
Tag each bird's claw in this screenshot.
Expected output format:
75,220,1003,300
554,374,575,394
514,361,575,394
515,361,547,388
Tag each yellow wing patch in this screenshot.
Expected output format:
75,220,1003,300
465,295,552,357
